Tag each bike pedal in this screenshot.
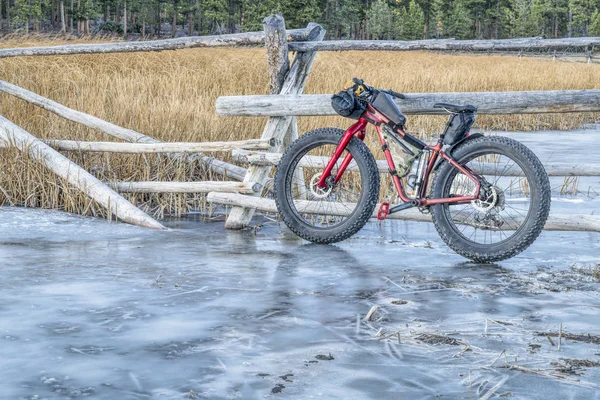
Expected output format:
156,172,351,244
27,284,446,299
377,202,390,220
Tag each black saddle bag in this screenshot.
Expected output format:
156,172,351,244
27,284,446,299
443,111,475,146
331,89,366,120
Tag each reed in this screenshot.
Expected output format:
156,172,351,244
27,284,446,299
1,35,598,217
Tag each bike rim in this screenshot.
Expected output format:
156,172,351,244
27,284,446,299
442,150,534,246
285,142,366,230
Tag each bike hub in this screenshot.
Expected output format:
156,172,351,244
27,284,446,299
309,173,334,199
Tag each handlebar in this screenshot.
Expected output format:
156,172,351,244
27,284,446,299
351,77,405,99
383,89,406,99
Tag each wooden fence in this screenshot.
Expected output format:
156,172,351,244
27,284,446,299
0,14,599,233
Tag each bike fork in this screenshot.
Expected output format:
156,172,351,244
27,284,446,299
316,118,368,188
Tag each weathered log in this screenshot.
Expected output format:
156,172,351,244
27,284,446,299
0,27,319,59
0,79,247,180
288,36,600,52
216,90,600,117
114,181,260,194
47,138,274,153
232,149,600,177
0,115,165,230
208,192,600,232
264,13,290,95
224,19,326,230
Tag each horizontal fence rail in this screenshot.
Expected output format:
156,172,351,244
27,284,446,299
288,37,600,52
0,116,166,230
231,149,600,177
47,138,275,153
216,90,600,117
0,27,319,59
207,192,600,233
114,181,260,194
0,79,247,181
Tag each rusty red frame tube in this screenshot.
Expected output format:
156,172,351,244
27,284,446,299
315,104,482,207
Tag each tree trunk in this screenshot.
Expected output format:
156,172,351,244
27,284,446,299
171,0,178,37
51,0,56,29
156,0,160,37
69,0,73,32
123,0,127,37
187,1,193,35
6,0,10,32
60,0,65,32
197,0,201,33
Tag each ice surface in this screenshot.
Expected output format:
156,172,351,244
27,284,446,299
0,130,600,399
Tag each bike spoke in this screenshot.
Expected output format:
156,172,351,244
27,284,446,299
286,143,364,229
444,151,532,245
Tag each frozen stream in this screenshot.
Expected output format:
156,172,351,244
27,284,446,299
1,130,600,399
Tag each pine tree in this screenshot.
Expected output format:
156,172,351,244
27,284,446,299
367,0,390,39
590,9,600,35
506,0,545,37
13,0,50,32
398,0,424,40
282,0,320,29
569,0,597,36
447,0,472,39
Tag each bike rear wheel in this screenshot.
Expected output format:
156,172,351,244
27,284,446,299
274,128,380,243
431,136,551,262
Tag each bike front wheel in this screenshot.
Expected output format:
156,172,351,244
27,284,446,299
274,127,380,243
431,136,551,263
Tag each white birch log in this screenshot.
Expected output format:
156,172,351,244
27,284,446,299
0,116,165,230
224,19,326,229
231,149,600,177
0,27,319,59
114,181,260,194
287,36,600,52
208,192,600,232
0,79,247,180
47,138,274,153
216,90,600,116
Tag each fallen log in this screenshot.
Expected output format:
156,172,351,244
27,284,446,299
0,115,165,230
0,79,247,180
47,138,275,153
114,181,260,194
0,27,319,59
232,149,600,177
216,90,600,117
207,192,600,232
288,36,600,52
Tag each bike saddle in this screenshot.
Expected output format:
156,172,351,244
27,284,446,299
433,103,478,113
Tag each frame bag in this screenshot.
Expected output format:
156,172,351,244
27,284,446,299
443,111,475,146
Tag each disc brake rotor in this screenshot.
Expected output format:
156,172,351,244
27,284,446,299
472,185,499,212
309,173,333,199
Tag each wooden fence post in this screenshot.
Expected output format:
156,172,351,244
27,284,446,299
224,17,325,229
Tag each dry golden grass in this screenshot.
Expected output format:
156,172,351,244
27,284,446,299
0,36,599,217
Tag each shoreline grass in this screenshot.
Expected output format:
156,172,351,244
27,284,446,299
0,38,598,217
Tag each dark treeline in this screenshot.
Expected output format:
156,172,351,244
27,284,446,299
1,0,600,40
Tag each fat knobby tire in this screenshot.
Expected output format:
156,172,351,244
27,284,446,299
274,128,380,243
430,136,551,263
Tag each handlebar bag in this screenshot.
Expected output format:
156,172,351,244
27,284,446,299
442,111,475,146
331,89,366,120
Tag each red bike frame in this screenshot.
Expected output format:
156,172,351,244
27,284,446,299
317,104,482,208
